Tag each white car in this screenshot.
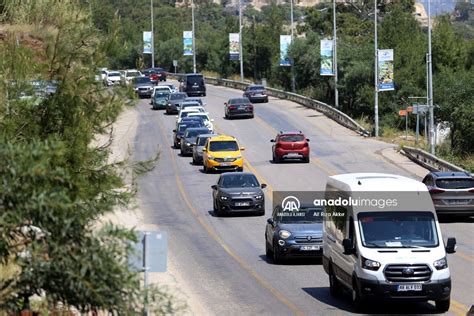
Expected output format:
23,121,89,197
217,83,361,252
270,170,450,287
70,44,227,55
105,71,121,86
176,109,202,124
122,69,143,85
187,112,214,132
153,85,172,95
162,84,178,93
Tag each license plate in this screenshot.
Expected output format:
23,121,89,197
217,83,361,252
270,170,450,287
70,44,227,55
235,202,250,206
397,284,422,292
445,199,470,205
300,245,320,251
220,162,231,166
287,153,300,157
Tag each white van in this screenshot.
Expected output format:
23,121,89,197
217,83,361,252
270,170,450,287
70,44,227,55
322,173,456,312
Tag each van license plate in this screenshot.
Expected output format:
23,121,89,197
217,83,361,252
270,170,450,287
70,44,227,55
300,245,320,251
397,284,422,292
235,202,250,206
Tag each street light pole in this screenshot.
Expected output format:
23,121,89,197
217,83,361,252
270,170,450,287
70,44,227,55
239,0,244,82
150,0,155,68
192,0,196,73
290,0,296,92
332,0,338,108
374,0,379,137
427,0,435,154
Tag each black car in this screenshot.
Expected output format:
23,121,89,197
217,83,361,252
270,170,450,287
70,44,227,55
166,92,188,114
211,172,267,216
179,73,206,97
265,204,324,263
173,121,203,149
224,97,254,119
180,127,210,156
243,84,268,103
132,77,153,98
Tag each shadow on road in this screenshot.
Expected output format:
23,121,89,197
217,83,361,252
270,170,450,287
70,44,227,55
438,214,474,224
207,210,263,218
302,287,443,315
258,255,322,266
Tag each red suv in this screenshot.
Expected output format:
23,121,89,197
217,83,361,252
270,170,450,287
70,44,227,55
271,131,310,163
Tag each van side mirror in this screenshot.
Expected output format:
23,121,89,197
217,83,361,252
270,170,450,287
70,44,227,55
261,184,267,189
211,185,217,190
172,129,176,132
267,218,274,226
342,239,355,255
445,237,456,254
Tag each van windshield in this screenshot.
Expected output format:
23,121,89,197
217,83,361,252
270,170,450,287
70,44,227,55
358,212,439,248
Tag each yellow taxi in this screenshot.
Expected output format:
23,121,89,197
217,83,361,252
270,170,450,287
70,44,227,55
202,135,245,173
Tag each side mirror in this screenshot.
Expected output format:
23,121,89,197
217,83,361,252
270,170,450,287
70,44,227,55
210,119,215,122
202,148,207,152
267,218,274,225
342,239,355,255
261,184,267,189
306,139,310,142
240,147,245,151
175,115,178,118
203,103,207,106
445,237,456,254
172,129,176,132
224,102,227,106
270,139,275,142
211,185,217,190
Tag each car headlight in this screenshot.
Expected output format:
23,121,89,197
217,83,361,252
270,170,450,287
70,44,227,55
235,155,242,159
220,196,228,201
133,87,138,91
361,256,381,271
255,194,263,200
434,257,448,270
207,155,214,160
279,230,291,239
186,143,191,146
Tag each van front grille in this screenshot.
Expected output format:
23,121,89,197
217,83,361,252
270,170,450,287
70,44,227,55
384,264,432,282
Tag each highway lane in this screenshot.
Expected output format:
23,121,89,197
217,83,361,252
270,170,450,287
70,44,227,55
132,82,473,315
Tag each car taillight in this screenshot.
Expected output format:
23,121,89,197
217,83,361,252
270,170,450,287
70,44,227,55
247,104,253,109
304,143,309,147
429,188,445,194
262,91,266,95
229,105,236,110
469,189,474,193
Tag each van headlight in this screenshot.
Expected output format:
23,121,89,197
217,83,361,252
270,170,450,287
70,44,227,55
433,257,448,270
255,194,263,200
361,256,381,271
279,230,291,239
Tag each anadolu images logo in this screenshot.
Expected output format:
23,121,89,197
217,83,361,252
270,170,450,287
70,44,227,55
281,196,300,212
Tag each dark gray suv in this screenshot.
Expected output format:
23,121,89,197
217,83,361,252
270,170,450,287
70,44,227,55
180,127,210,156
265,204,324,263
211,172,266,216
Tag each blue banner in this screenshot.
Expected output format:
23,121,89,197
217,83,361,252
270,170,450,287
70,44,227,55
183,31,193,56
143,31,152,54
229,33,240,61
378,49,395,91
320,40,334,76
279,35,292,66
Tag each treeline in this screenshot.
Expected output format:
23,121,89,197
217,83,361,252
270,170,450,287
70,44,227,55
0,0,180,313
93,0,473,157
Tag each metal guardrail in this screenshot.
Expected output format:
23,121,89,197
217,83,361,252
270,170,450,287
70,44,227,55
169,74,370,137
401,146,470,174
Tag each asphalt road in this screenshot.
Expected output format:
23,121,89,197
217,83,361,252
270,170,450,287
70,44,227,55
132,82,473,315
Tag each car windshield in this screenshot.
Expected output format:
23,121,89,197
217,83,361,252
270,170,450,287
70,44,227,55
133,77,150,84
185,129,209,138
108,72,120,77
178,122,200,132
229,98,249,105
209,141,238,152
220,174,259,188
127,71,140,77
435,178,474,189
189,114,208,121
249,86,264,91
170,93,187,100
279,135,304,142
185,98,202,104
276,207,324,223
197,136,211,146
358,212,439,248
154,92,168,98
181,103,200,109
142,70,155,75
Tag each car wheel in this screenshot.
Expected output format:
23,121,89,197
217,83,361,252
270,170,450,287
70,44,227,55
303,156,310,163
273,155,280,163
256,210,265,216
265,98,269,103
272,242,283,264
250,114,254,119
265,238,273,258
174,141,179,149
435,298,450,313
329,264,343,297
238,167,243,172
225,113,229,119
180,149,184,156
203,164,208,173
192,156,197,165
351,278,366,312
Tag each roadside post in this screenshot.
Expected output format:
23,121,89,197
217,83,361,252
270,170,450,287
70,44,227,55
399,109,408,140
173,60,178,74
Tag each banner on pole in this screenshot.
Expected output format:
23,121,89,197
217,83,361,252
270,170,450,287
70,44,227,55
143,31,152,54
279,35,292,66
320,40,334,76
378,49,395,91
183,31,193,56
229,33,240,61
